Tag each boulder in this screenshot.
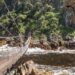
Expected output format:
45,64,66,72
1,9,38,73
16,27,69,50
14,60,37,75
14,60,53,75
0,38,7,46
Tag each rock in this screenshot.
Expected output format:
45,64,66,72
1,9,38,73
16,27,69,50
13,60,53,75
20,65,26,75
30,69,37,75
14,60,38,75
59,70,69,75
50,41,59,50
0,38,7,46
64,41,75,49
65,0,75,28
43,71,53,75
39,71,53,75
25,60,36,74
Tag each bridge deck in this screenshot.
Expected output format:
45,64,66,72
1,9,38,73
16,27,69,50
0,37,31,75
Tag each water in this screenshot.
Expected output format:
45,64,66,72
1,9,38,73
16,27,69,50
36,64,75,75
26,47,75,54
7,64,75,75
26,48,75,75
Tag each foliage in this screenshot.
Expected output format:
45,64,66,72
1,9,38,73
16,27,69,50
0,0,75,39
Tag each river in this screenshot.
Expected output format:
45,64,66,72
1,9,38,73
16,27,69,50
26,48,75,75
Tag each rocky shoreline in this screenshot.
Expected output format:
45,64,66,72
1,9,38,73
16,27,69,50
0,37,75,50
29,39,75,50
6,60,53,75
6,60,75,75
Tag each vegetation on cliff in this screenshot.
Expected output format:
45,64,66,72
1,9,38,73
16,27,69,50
0,0,75,39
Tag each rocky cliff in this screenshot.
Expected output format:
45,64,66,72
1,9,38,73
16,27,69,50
64,0,75,28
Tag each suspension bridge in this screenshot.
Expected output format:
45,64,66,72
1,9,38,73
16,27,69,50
0,36,31,75
0,0,32,74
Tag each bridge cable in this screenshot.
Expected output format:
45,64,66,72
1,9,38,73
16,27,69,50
0,24,12,35
3,0,20,35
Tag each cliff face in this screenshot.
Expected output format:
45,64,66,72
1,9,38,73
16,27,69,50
64,0,75,28
50,0,75,28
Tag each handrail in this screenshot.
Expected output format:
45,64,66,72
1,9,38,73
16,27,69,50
0,36,20,38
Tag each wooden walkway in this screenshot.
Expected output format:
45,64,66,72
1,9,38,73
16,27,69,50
0,37,31,75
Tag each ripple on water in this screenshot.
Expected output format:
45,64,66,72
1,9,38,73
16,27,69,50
36,64,75,75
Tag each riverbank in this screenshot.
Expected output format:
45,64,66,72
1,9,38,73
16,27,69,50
29,38,75,50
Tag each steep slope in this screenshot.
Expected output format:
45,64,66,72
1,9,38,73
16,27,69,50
64,0,75,28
